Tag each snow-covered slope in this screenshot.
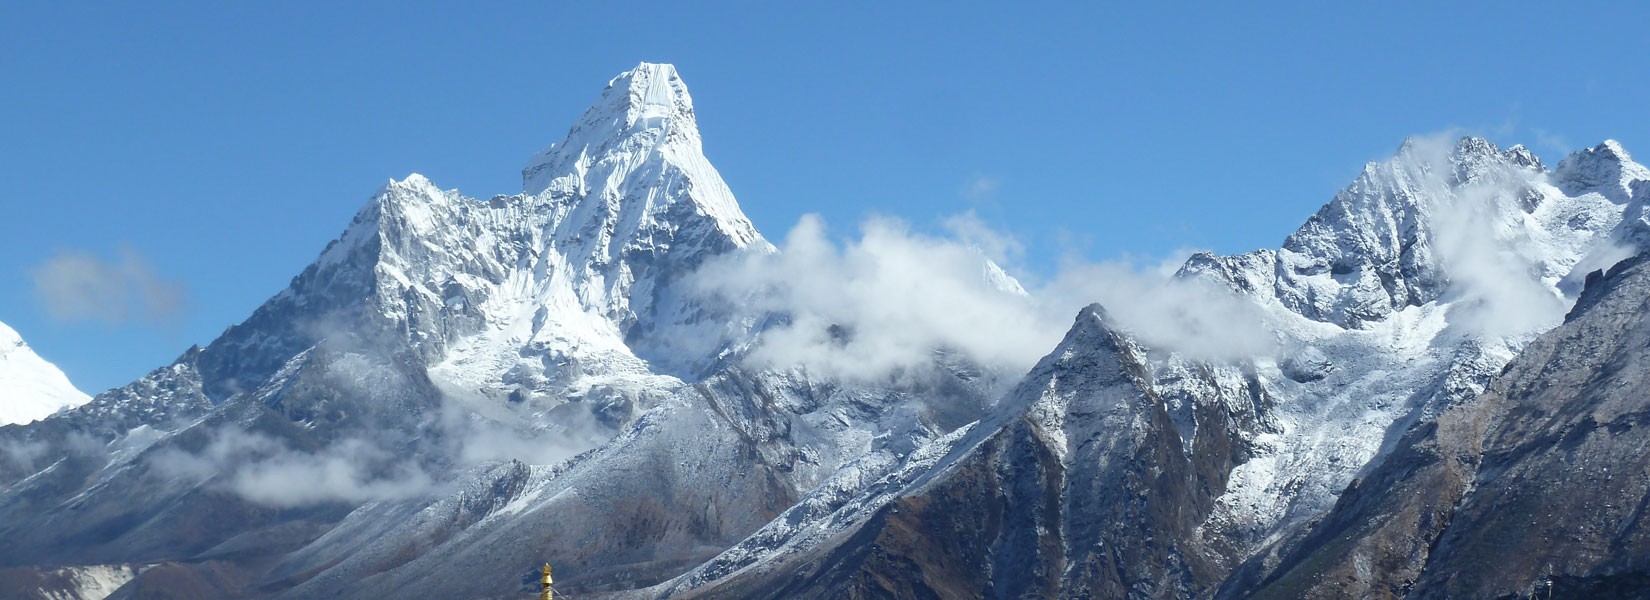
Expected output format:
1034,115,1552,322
0,320,89,425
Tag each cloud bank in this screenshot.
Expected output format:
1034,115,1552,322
689,131,1591,383
689,213,1279,384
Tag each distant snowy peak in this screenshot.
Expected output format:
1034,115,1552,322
1218,136,1645,328
0,320,89,425
1555,139,1650,202
0,322,23,350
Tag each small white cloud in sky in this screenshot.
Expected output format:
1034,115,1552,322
959,174,1001,202
31,246,187,325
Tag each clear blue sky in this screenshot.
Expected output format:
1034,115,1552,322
2,2,1645,394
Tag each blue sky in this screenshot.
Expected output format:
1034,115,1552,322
2,2,1645,394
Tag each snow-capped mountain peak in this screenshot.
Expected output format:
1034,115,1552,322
0,320,90,425
533,62,701,165
519,61,761,264
1555,139,1650,201
1503,143,1544,171
186,64,769,405
1257,135,1636,328
265,62,771,407
520,63,754,240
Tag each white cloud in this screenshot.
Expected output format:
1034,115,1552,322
436,393,614,468
1,439,50,471
959,174,1001,202
688,213,1278,384
1433,195,1565,338
226,438,434,508
31,246,187,325
1398,132,1573,339
148,429,435,508
691,214,1050,382
942,209,1024,267
1041,257,1280,362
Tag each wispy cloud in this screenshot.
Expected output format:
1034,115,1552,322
1531,128,1571,156
959,174,1001,202
1401,132,1572,339
943,210,1024,267
148,429,436,508
31,246,187,325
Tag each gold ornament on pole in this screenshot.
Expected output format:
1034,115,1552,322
540,563,553,600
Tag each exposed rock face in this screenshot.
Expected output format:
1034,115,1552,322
654,307,1263,599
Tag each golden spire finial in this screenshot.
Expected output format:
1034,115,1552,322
540,563,554,600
